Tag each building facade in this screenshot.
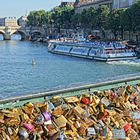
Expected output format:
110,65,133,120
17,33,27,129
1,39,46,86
113,0,136,8
74,0,136,13
59,2,75,7
0,17,18,27
74,0,113,13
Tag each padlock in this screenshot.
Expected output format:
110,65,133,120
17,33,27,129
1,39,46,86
87,127,96,135
90,95,93,103
117,87,126,96
34,114,44,124
114,121,120,128
113,129,126,139
65,130,77,137
46,125,58,136
23,123,34,131
123,123,131,132
92,95,100,106
19,129,29,139
54,115,67,128
101,97,110,107
44,119,52,125
51,96,61,102
88,106,94,115
81,97,90,105
5,134,10,140
127,128,138,140
64,96,79,103
98,120,105,127
48,100,55,110
94,124,100,134
113,113,124,122
73,106,86,119
85,105,90,117
51,96,62,107
52,106,64,117
124,94,130,102
22,102,34,114
100,103,104,113
78,125,87,136
102,127,109,137
126,85,133,94
67,121,77,132
39,103,48,113
91,105,98,114
104,117,110,125
74,121,80,128
6,127,13,136
98,110,109,120
42,111,51,122
5,118,20,126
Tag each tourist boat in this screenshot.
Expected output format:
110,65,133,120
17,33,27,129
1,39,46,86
48,41,139,62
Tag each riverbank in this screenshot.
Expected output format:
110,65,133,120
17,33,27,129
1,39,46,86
0,76,140,139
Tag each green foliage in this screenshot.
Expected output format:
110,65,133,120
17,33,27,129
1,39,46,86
109,8,125,39
96,5,109,29
27,6,74,28
27,10,46,26
130,0,140,31
27,1,140,40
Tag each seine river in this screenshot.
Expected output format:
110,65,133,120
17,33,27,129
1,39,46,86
0,36,140,98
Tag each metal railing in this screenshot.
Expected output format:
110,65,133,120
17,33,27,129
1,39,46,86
0,73,140,108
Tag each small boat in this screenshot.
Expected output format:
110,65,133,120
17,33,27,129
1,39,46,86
32,59,36,65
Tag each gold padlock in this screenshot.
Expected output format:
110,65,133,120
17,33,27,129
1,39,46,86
100,103,104,113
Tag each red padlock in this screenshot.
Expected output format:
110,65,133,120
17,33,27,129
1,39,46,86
81,97,90,105
99,110,109,121
123,123,131,131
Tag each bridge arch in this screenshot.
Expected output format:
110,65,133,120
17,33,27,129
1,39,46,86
11,30,27,40
0,31,6,40
30,30,43,38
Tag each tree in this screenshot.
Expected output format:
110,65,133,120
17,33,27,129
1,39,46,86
130,0,140,32
26,0,140,41
71,13,81,29
122,8,133,40
109,9,125,40
27,10,47,27
96,5,110,39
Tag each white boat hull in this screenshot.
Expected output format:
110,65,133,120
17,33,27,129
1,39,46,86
48,42,139,62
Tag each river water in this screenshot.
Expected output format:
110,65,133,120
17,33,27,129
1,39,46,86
0,39,140,98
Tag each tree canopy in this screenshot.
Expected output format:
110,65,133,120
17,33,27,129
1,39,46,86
26,1,140,40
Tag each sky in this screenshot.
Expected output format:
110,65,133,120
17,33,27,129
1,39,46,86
0,0,75,18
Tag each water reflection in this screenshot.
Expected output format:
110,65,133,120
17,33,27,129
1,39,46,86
0,34,4,40
0,34,21,40
11,34,21,40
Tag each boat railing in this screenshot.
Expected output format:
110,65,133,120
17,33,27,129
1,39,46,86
49,42,129,50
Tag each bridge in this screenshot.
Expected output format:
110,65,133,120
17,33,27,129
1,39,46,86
0,26,46,40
